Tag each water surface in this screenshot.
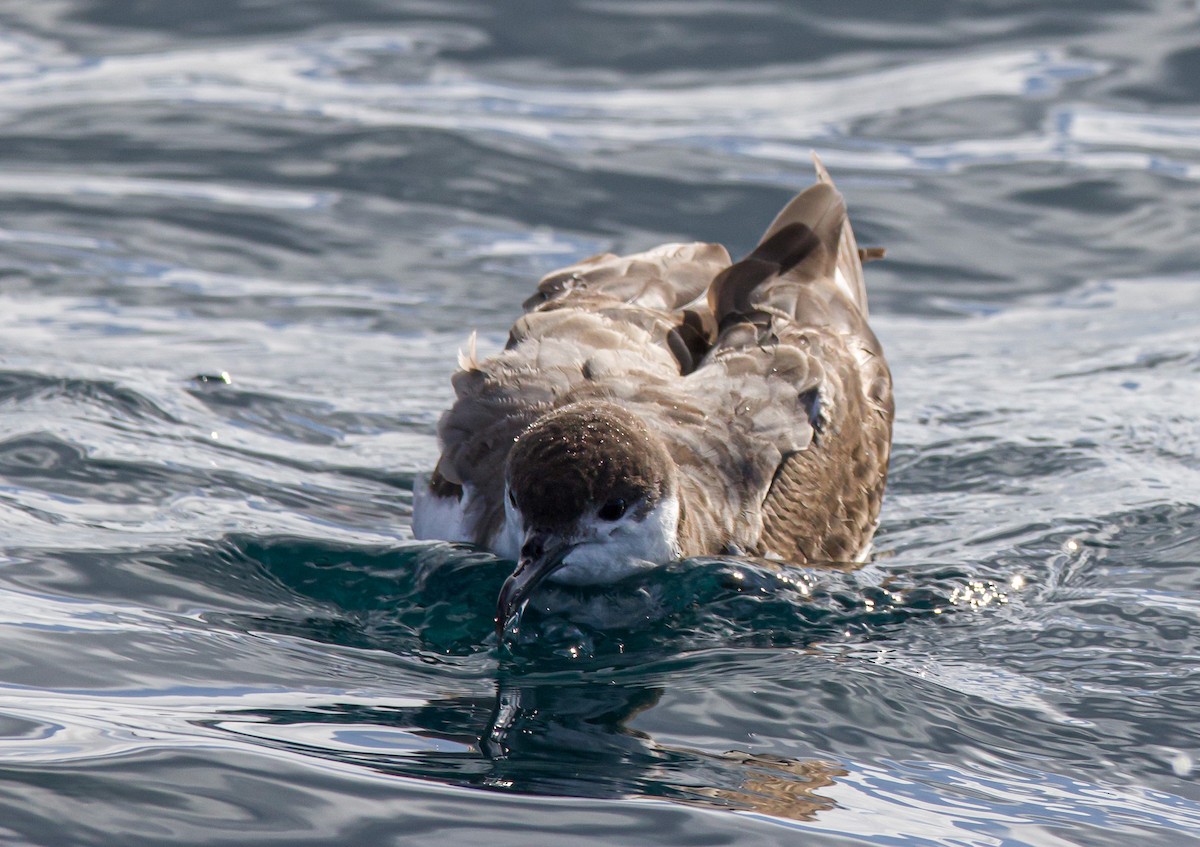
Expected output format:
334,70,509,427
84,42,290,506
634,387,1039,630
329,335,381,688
0,1,1198,845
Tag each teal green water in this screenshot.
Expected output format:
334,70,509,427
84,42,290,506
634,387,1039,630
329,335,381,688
0,2,1198,845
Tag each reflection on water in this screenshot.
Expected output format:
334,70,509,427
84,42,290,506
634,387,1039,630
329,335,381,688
212,675,847,822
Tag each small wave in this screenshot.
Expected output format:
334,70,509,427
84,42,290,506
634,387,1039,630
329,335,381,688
113,533,1023,671
0,369,179,424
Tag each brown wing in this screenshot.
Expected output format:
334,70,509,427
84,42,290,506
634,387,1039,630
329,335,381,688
517,242,726,374
679,159,893,563
524,242,727,313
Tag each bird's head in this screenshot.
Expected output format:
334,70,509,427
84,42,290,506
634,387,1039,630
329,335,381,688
496,401,680,633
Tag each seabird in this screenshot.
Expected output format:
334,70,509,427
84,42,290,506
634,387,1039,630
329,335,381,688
413,156,894,633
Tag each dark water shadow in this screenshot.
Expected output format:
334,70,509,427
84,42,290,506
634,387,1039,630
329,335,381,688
170,534,1009,665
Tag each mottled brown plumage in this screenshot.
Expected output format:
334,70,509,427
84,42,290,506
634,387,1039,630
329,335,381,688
413,156,894,588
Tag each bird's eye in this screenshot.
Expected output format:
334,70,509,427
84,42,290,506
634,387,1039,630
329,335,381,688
598,498,626,521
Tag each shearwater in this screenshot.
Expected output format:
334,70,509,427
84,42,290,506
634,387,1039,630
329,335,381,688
413,156,893,634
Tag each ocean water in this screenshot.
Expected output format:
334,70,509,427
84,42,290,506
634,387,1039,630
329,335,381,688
0,1,1197,845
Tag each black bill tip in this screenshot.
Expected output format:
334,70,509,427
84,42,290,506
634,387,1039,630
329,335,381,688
494,541,571,638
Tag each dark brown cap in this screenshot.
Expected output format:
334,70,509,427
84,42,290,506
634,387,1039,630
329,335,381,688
506,401,674,531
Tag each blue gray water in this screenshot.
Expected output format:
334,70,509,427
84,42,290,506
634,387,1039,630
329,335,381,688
0,1,1197,845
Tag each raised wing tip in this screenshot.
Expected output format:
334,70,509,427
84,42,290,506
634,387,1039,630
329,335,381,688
811,151,834,186
807,152,877,314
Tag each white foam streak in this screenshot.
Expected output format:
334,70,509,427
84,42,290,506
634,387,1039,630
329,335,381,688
4,27,1194,183
0,29,1102,149
14,29,1195,182
1067,107,1200,152
0,173,331,209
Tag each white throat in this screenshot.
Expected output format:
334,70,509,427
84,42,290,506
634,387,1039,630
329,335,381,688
495,492,681,587
556,492,681,586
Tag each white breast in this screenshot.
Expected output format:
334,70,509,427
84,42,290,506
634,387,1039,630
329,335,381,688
411,473,471,542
